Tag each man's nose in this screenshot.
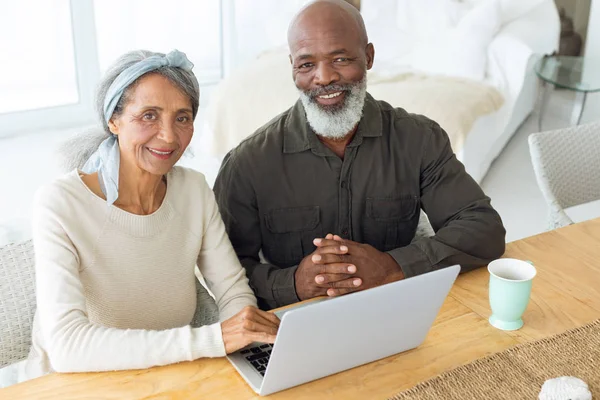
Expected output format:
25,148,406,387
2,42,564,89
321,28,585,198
313,62,340,87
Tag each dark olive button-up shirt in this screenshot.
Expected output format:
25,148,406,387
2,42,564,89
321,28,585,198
214,93,505,310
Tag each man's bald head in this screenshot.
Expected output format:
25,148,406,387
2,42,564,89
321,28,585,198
287,0,374,140
287,0,368,49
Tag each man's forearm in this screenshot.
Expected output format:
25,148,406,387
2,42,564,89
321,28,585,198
389,211,506,277
240,258,300,310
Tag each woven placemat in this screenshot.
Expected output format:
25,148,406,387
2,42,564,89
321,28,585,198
390,319,600,400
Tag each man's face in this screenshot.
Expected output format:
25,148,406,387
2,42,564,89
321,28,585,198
290,21,373,112
289,13,374,138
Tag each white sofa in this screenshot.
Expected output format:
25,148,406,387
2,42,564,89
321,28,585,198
204,0,559,183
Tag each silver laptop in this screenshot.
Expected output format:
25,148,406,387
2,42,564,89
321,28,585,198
227,265,460,396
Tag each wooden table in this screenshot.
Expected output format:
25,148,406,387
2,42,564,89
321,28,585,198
3,218,600,399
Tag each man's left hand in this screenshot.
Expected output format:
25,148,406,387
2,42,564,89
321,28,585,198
313,236,405,297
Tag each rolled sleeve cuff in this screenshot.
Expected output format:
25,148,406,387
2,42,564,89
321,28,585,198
190,323,227,359
271,265,300,308
388,243,432,278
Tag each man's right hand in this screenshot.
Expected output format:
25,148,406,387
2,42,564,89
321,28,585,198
294,234,362,300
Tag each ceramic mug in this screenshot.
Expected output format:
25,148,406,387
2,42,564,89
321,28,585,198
488,258,537,331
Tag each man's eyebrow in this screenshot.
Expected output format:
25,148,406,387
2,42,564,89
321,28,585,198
295,53,314,61
328,48,349,56
295,48,350,61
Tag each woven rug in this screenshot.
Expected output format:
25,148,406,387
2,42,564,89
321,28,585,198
390,319,600,400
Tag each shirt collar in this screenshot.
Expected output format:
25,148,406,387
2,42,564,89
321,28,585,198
283,92,383,154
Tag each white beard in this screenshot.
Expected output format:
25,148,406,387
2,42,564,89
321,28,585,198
298,77,367,140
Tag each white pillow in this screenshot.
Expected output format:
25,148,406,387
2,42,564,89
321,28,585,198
409,0,501,81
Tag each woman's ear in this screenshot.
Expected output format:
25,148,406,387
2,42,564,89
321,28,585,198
108,118,120,136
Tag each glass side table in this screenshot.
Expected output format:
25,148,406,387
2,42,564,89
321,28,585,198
534,55,600,130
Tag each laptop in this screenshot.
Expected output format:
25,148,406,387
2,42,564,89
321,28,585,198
227,265,460,396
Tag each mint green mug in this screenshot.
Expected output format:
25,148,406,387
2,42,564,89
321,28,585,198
488,258,537,331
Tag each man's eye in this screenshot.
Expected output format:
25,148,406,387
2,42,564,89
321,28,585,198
335,58,348,62
299,62,314,69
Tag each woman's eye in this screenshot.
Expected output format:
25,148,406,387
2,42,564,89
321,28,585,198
143,113,156,120
177,116,190,123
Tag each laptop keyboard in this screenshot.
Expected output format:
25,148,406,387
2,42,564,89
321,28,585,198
240,344,273,376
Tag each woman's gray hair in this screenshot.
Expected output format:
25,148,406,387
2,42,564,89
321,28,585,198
60,50,200,172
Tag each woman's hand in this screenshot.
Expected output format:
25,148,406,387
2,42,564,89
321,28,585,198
221,306,280,354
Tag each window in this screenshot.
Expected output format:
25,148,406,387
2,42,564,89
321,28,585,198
0,1,78,114
0,0,223,137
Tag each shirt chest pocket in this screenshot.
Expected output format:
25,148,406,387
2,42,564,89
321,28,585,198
362,195,419,251
263,206,324,267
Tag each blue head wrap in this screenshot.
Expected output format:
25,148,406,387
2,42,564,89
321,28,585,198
82,50,194,205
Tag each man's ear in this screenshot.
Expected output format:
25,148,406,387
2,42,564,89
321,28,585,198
108,118,120,136
365,43,375,70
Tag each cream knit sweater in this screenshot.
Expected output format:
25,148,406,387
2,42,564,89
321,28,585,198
20,166,256,381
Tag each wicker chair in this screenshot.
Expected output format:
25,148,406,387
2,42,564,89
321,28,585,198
191,278,220,327
528,122,600,229
0,239,219,370
414,211,435,240
0,240,36,369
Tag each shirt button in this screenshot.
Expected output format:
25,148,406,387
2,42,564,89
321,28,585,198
341,181,347,189
342,229,349,236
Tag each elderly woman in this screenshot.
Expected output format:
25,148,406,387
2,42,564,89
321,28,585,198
13,49,279,384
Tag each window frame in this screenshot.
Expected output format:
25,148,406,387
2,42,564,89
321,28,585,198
0,0,100,137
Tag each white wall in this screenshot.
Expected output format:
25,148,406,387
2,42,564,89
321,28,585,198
0,129,67,244
582,0,600,122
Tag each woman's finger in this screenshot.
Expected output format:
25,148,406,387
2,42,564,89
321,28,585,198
258,309,281,327
244,330,277,344
242,307,280,326
250,309,280,329
243,317,279,335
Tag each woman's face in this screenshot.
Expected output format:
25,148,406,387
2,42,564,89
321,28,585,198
108,73,194,177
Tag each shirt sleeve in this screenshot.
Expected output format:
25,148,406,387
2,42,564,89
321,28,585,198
195,177,258,321
388,121,506,277
213,150,300,310
32,185,226,374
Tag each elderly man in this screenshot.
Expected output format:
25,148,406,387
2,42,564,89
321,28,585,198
213,0,505,310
